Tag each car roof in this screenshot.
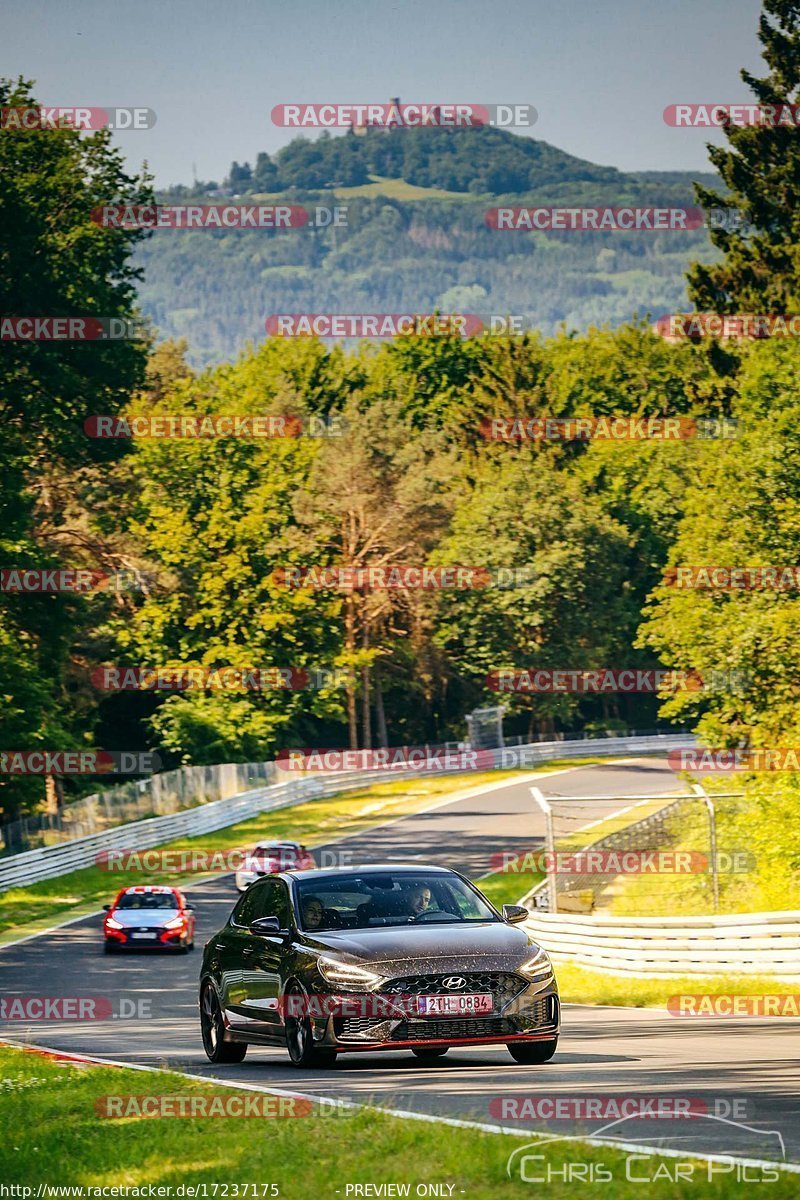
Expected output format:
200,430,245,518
118,885,178,895
281,864,456,881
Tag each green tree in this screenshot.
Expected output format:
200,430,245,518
638,339,800,746
0,77,151,821
689,0,800,311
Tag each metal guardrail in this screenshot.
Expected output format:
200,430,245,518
0,733,692,893
0,727,683,853
523,909,800,979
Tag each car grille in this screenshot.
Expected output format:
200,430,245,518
397,1017,514,1040
335,997,556,1043
384,972,526,1004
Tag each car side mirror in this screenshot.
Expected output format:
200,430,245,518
184,904,195,911
502,903,529,924
250,915,289,937
102,904,111,911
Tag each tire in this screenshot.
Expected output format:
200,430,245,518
103,942,117,954
507,1038,558,1064
284,985,337,1069
200,983,247,1063
412,1047,449,1060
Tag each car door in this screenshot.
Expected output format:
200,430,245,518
217,884,267,1029
238,877,294,1035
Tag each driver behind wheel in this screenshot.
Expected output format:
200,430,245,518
405,883,432,917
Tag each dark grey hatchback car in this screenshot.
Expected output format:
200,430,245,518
199,864,559,1068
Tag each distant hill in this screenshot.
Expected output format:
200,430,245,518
136,125,722,365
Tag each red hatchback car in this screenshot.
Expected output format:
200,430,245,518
235,841,316,892
103,885,196,953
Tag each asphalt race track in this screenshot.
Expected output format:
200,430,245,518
1,758,798,1166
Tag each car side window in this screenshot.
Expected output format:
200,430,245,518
231,883,269,927
260,878,292,929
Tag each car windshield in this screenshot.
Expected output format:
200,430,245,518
116,892,179,910
295,872,498,931
251,844,300,864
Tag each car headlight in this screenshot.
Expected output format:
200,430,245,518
163,916,185,930
316,955,386,990
519,947,554,982
105,917,124,930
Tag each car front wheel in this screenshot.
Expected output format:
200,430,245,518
200,983,247,1063
507,1038,558,1064
284,985,337,1069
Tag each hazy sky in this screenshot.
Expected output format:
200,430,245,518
3,0,765,186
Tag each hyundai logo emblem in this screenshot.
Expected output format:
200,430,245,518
443,976,467,990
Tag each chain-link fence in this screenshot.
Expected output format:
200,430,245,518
0,761,280,854
524,786,749,916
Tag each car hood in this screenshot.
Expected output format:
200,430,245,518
303,920,539,974
109,910,178,928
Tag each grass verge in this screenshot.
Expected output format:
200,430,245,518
554,961,799,1009
0,1044,792,1195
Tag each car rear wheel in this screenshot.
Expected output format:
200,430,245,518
412,1047,449,1060
507,1038,558,1064
200,984,247,1063
103,942,118,954
284,986,337,1069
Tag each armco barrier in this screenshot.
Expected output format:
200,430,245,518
523,909,800,979
0,733,692,894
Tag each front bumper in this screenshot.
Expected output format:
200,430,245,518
307,973,559,1052
104,928,188,949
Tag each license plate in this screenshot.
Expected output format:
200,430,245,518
417,993,493,1016
130,932,158,940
